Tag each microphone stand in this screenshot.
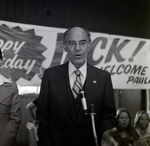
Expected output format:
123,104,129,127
90,104,99,146
80,91,98,146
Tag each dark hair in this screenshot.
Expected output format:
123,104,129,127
115,108,139,140
116,108,132,131
0,49,2,61
63,27,91,43
114,108,139,141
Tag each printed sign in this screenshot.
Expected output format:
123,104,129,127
0,20,150,89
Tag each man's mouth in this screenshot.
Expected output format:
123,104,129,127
75,54,82,57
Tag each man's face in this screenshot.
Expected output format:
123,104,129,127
64,27,91,69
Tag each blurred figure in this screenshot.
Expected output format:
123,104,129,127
112,108,139,146
134,110,150,146
0,49,21,146
102,108,139,146
26,98,38,128
101,127,119,146
26,98,38,146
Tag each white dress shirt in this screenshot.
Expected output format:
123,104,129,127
0,74,12,86
68,61,87,89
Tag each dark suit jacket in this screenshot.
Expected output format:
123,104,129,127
37,62,116,146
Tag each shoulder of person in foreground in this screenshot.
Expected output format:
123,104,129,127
101,127,119,146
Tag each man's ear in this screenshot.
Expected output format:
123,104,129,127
87,43,91,52
64,47,67,52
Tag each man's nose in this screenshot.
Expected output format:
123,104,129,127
75,43,80,50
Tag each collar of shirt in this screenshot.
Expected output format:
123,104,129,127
68,61,87,89
0,74,12,86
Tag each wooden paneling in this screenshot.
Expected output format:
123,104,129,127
0,0,8,18
7,0,16,19
0,0,150,38
44,0,52,23
16,0,24,20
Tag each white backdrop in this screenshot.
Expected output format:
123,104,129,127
0,20,150,89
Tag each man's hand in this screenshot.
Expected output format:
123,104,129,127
101,128,119,146
26,121,36,130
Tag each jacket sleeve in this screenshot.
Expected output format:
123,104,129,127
36,70,51,146
98,73,116,139
0,82,21,146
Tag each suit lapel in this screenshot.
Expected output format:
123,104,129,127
0,82,13,103
54,63,100,124
85,64,99,107
77,63,99,123
55,63,76,123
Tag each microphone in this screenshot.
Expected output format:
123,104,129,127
80,90,88,116
90,104,98,146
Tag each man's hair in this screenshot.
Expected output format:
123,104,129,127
63,27,91,43
0,49,2,61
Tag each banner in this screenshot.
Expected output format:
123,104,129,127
0,20,150,89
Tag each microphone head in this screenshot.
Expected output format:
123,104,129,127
80,90,88,116
80,90,85,94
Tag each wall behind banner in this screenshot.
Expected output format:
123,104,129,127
0,0,150,39
0,0,150,145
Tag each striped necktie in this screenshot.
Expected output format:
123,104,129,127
72,70,82,99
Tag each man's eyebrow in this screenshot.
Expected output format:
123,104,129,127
68,39,87,42
80,40,86,42
68,40,75,43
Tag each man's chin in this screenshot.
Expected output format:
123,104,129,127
72,61,85,68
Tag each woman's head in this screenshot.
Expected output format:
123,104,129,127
134,110,150,129
116,108,131,130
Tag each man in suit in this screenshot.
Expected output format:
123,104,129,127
37,27,116,146
0,49,21,146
